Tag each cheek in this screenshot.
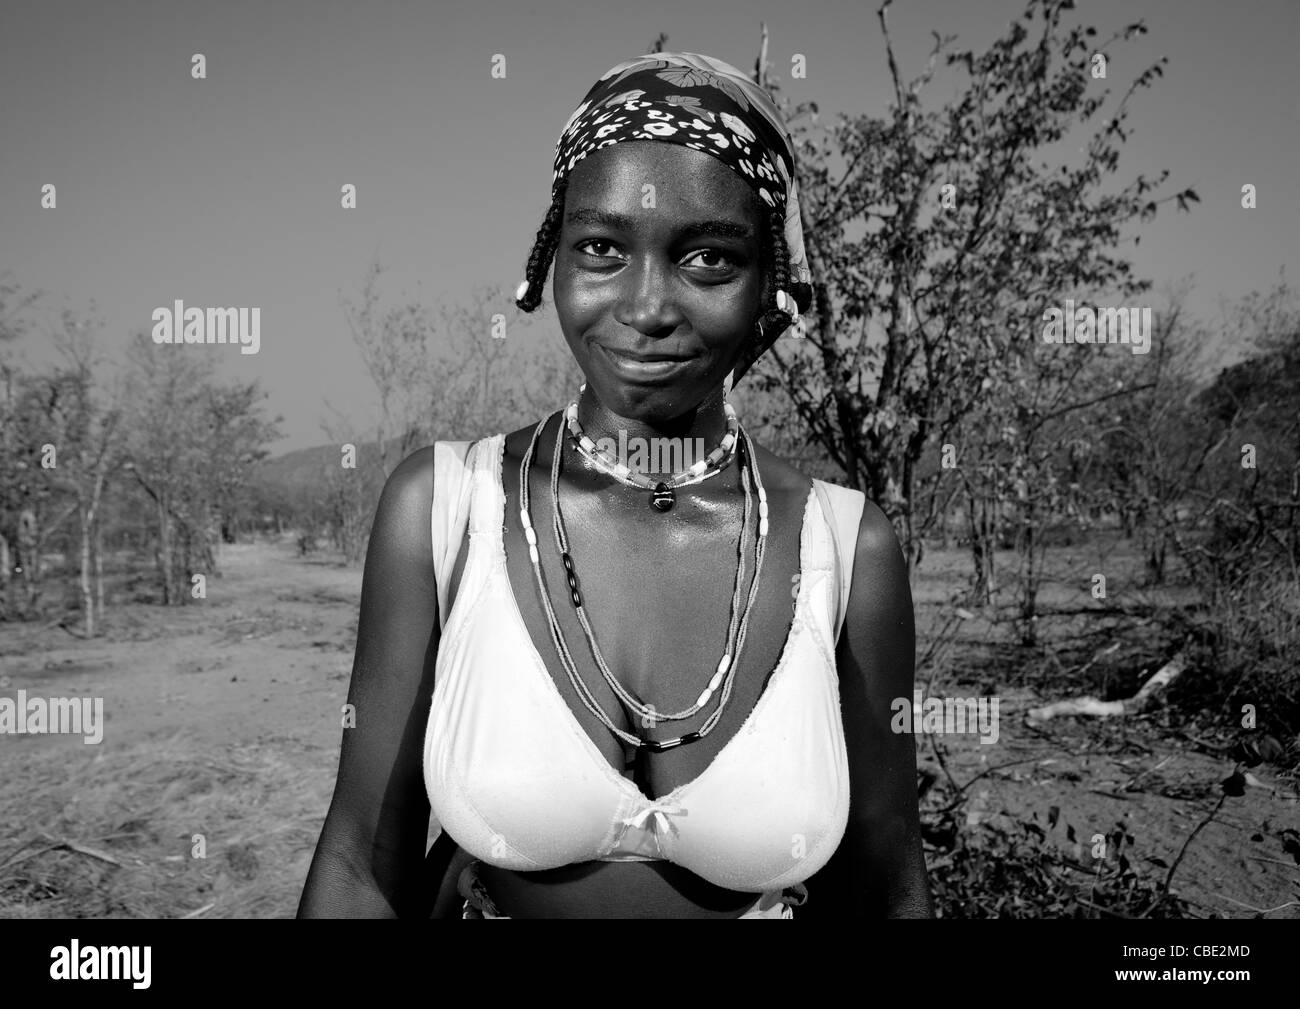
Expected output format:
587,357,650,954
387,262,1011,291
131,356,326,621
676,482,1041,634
692,270,764,350
552,258,601,325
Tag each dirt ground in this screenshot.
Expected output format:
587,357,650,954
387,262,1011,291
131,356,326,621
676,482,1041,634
1,537,1296,918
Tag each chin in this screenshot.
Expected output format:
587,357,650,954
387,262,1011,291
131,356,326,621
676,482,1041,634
590,374,712,420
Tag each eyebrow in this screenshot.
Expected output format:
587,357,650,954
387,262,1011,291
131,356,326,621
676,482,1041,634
565,207,754,241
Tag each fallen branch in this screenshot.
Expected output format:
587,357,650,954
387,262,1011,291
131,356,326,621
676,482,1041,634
38,832,123,867
1028,651,1187,721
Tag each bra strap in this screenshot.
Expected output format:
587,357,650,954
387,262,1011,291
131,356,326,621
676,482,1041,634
811,480,866,645
431,440,476,633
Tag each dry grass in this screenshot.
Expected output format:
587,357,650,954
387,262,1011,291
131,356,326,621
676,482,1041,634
0,729,332,918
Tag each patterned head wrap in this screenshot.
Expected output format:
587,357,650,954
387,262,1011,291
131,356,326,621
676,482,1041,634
551,52,813,365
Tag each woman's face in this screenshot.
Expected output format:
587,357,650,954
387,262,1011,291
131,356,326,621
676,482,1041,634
552,141,767,421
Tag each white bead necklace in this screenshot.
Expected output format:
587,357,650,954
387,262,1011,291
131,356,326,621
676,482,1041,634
517,410,770,750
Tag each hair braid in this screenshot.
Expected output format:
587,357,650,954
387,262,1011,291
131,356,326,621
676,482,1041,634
758,207,793,337
515,176,569,312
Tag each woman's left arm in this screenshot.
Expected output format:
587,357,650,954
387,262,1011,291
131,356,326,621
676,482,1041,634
824,499,934,917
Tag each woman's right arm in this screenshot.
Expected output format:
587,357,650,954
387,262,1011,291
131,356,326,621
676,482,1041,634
297,447,442,917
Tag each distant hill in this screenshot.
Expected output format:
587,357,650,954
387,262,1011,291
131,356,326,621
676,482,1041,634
251,436,416,500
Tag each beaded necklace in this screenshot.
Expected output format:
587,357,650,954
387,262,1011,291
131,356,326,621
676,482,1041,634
564,397,740,512
517,411,770,751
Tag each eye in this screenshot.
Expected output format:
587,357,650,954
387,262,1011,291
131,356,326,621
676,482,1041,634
575,239,623,260
682,248,739,271
573,240,741,272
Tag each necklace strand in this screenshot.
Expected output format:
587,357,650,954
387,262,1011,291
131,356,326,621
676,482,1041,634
517,411,770,750
553,417,747,724
565,400,739,495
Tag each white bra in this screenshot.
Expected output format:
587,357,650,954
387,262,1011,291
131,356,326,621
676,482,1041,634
423,434,866,893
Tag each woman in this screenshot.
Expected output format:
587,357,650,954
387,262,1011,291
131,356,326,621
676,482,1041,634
298,51,932,919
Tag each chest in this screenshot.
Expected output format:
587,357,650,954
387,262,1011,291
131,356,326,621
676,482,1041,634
446,465,818,797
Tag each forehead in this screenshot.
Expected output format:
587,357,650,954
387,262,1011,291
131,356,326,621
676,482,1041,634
564,141,761,223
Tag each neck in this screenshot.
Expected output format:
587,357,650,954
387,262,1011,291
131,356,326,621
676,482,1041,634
572,387,732,477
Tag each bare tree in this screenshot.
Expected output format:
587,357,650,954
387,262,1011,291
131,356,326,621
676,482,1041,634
120,333,280,603
749,0,1198,569
339,257,438,477
45,309,123,636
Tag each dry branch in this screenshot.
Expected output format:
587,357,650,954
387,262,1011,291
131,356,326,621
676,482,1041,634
38,832,124,867
1028,651,1187,721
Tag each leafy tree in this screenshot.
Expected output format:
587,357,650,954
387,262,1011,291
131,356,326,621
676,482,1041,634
751,0,1197,568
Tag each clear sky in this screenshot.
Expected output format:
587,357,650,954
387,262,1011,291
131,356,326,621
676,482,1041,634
2,0,1295,451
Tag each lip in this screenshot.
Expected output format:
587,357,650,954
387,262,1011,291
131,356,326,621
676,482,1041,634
596,344,696,382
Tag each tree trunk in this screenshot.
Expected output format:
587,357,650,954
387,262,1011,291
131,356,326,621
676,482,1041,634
1018,507,1039,646
155,498,174,605
17,507,38,611
966,494,990,604
79,502,94,638
94,515,104,624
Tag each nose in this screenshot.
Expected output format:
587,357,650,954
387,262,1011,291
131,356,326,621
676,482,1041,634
612,254,683,337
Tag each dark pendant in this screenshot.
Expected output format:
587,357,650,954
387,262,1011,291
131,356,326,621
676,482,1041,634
651,482,675,512
640,731,701,753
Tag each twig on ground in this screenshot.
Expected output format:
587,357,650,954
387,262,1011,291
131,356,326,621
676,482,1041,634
38,833,123,867
1248,855,1300,870
1143,790,1229,918
0,838,41,871
0,844,62,875
1210,894,1300,915
1177,731,1234,753
927,733,962,797
938,756,1053,812
1121,754,1174,792
1072,641,1121,679
1029,651,1187,721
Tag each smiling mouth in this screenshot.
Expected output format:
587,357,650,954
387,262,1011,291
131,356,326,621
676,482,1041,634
600,346,694,363
597,344,696,381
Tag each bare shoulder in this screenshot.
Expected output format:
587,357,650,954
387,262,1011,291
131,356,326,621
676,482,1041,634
372,445,437,557
842,496,915,694
853,499,907,576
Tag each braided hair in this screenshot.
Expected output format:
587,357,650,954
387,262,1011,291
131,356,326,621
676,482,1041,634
514,179,796,351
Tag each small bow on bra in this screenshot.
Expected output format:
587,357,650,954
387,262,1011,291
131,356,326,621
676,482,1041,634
621,799,687,839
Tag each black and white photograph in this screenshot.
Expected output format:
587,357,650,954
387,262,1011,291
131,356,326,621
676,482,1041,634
0,0,1296,961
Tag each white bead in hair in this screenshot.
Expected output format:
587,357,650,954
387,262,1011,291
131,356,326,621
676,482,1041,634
515,280,530,302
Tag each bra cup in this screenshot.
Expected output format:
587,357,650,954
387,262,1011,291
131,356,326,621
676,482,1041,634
657,566,852,892
426,562,631,870
425,443,631,871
